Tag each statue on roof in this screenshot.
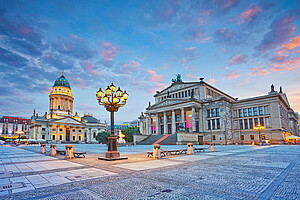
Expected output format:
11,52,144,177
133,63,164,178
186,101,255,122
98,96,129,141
172,74,182,83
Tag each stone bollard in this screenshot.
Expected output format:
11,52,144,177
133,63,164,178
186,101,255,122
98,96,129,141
40,144,46,154
153,144,161,160
50,144,57,156
210,143,216,152
65,145,74,159
187,143,194,155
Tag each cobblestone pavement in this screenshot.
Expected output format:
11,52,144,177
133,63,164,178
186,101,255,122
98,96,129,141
0,144,299,199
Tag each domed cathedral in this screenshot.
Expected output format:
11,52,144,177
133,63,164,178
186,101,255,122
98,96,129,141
29,72,107,143
48,71,74,119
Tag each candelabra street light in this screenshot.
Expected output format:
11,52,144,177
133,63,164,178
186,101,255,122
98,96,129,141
15,130,24,144
254,124,265,146
96,83,128,160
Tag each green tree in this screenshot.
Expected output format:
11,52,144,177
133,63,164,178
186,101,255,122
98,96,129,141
95,131,110,144
121,126,138,143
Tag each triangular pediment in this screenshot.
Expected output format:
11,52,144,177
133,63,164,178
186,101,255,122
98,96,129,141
279,93,290,108
51,117,84,125
155,82,199,97
148,98,198,110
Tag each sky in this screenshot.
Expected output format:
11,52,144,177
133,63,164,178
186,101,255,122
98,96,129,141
0,0,299,124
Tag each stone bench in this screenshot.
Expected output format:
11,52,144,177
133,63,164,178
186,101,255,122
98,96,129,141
56,150,66,155
74,151,86,158
194,147,208,152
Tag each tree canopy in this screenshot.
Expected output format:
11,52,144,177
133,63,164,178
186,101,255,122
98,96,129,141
95,131,110,144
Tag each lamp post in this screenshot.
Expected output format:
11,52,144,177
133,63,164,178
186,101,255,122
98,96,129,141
254,124,265,146
96,83,128,160
15,130,24,144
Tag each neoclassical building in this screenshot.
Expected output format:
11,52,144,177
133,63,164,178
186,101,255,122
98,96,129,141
29,72,106,143
138,77,298,144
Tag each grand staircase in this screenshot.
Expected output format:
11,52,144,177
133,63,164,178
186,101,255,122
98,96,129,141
137,134,177,145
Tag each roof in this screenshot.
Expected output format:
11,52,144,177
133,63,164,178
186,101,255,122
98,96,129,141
81,115,99,123
53,72,71,89
0,116,30,124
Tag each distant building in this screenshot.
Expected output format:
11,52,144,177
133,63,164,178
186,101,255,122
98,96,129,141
29,72,106,143
138,77,298,144
0,116,30,139
122,120,139,127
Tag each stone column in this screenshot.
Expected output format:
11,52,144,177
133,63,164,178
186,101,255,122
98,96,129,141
181,108,185,127
164,112,167,135
156,113,160,135
172,110,176,134
192,107,196,132
199,108,203,132
145,114,150,135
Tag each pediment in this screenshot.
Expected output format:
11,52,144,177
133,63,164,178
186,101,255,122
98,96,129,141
155,82,199,97
149,99,188,109
279,93,290,108
51,117,84,125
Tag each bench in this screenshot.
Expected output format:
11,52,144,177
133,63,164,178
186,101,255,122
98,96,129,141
194,147,208,152
56,150,66,155
147,150,166,157
164,149,187,155
74,151,86,158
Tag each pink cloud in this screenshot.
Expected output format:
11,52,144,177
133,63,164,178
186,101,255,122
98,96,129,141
269,65,291,72
72,77,88,89
277,34,300,55
239,4,262,23
121,60,141,72
207,79,215,84
215,0,240,10
146,69,164,82
100,41,119,61
240,78,251,85
229,54,248,65
224,71,240,80
41,87,52,94
162,64,171,69
248,66,270,76
80,61,102,75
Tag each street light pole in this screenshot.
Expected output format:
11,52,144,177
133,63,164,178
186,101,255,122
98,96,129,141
254,124,265,146
96,83,128,161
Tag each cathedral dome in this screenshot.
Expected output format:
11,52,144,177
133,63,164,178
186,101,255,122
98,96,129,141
53,72,71,89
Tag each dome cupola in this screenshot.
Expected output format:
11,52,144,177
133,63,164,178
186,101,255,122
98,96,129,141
53,71,71,89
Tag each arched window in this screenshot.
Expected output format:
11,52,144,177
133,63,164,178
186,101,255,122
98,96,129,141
58,105,61,110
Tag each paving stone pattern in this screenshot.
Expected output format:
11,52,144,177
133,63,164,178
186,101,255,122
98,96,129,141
0,144,299,199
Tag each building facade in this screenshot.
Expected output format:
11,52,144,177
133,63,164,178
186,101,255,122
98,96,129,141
0,116,30,139
139,77,298,144
29,72,107,143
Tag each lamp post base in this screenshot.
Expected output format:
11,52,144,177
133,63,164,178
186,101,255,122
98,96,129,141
98,135,128,161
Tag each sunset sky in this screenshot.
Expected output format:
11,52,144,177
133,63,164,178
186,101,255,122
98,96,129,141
0,0,299,124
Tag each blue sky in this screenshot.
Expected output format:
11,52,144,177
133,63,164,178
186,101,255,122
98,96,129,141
0,0,299,124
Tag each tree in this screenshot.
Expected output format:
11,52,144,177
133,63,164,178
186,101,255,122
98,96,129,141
121,126,138,143
95,131,110,144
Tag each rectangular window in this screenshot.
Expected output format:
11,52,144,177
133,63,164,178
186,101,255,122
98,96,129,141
176,93,178,98
249,118,253,129
178,92,181,98
248,108,252,116
60,135,63,140
211,109,215,117
188,90,191,96
172,94,174,98
239,119,243,129
216,108,220,117
185,91,187,97
42,135,45,139
79,135,82,141
259,117,264,126
168,115,171,122
216,119,220,129
192,89,194,96
207,110,210,118
259,106,263,115
73,135,76,140
261,134,265,140
73,129,75,132
212,119,216,130
182,91,184,97
254,107,258,116
42,128,46,131
239,109,243,117
52,135,55,140
250,135,254,140
243,109,248,117
93,132,96,138
207,120,211,130
176,115,180,122
254,118,258,126
212,135,216,140
241,135,244,140
244,119,248,129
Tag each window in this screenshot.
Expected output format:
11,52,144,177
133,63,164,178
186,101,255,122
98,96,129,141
188,90,191,96
248,108,252,116
79,135,82,141
73,129,75,132
259,106,263,115
60,135,63,140
259,117,264,126
239,109,243,117
244,119,248,129
254,118,258,126
250,135,254,140
84,133,87,138
211,109,215,117
73,136,76,140
168,115,171,122
176,93,178,98
243,109,248,117
253,107,258,116
216,108,220,117
249,118,253,129
59,128,63,131
212,135,216,140
79,130,82,132
172,94,174,98
42,128,46,131
261,134,265,140
178,92,181,98
207,110,210,118
212,119,216,130
216,119,220,129
192,89,194,96
185,91,187,97
42,135,45,139
93,132,96,138
52,128,56,131
176,115,180,122
241,135,244,140
52,135,55,140
207,120,211,130
239,120,243,129
182,91,184,98
58,105,61,110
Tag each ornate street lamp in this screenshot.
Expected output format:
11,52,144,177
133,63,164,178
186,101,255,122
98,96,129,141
15,130,24,144
96,83,128,160
254,124,265,146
